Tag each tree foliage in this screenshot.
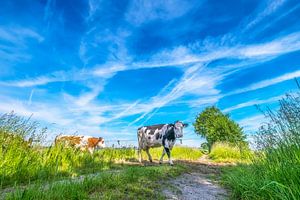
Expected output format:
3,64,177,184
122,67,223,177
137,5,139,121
193,106,246,151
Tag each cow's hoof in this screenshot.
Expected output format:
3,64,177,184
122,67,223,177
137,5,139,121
159,161,162,164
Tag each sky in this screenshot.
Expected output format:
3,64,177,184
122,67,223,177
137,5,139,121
0,0,300,147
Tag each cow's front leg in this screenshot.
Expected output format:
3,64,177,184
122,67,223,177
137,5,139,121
145,148,153,162
164,147,173,165
159,148,166,164
88,147,94,154
138,148,142,163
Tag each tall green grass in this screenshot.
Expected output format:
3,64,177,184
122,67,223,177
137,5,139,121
222,92,300,199
148,146,203,161
0,113,136,187
209,142,253,163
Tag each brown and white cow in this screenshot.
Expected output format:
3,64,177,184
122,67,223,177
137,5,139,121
137,121,188,165
55,135,105,154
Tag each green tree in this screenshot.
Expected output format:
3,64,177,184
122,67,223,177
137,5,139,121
193,106,246,151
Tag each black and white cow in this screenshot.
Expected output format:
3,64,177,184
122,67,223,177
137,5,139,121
137,121,188,165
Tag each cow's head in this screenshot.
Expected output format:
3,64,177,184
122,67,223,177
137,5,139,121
173,121,188,138
97,137,105,148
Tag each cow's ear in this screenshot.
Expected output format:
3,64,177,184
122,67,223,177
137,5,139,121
183,123,188,127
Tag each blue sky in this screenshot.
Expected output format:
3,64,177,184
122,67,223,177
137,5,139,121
1,0,300,147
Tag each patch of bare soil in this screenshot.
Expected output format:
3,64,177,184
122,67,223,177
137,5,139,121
163,156,231,200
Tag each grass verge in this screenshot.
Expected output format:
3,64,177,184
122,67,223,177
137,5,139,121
149,146,203,161
209,142,253,163
221,92,300,199
5,165,187,200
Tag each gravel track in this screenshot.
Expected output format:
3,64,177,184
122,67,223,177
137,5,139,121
163,156,230,200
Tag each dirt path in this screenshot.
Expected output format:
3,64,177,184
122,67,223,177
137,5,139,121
163,157,231,200
163,172,228,200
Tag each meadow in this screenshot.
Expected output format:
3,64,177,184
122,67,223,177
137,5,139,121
0,112,203,199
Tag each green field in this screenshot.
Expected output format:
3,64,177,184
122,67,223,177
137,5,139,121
0,112,204,199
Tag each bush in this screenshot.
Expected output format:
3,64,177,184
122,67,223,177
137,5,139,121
209,142,253,163
222,92,300,199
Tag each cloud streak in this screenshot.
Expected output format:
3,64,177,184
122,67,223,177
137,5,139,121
227,69,300,96
222,95,283,113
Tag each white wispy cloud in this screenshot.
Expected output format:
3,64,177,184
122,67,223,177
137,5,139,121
249,3,300,38
0,67,108,88
0,71,68,87
28,89,35,105
4,30,300,89
126,0,195,26
0,26,43,63
239,32,300,58
92,63,127,78
227,69,300,96
134,31,300,68
238,114,266,132
222,95,283,113
128,64,215,125
244,0,287,31
74,86,103,107
0,97,72,126
0,26,44,44
44,0,56,29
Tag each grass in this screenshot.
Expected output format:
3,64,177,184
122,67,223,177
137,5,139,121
209,142,253,163
5,165,187,200
222,92,300,199
148,146,203,161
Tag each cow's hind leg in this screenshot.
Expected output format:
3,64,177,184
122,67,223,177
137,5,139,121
164,147,173,165
159,148,166,164
145,147,153,162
